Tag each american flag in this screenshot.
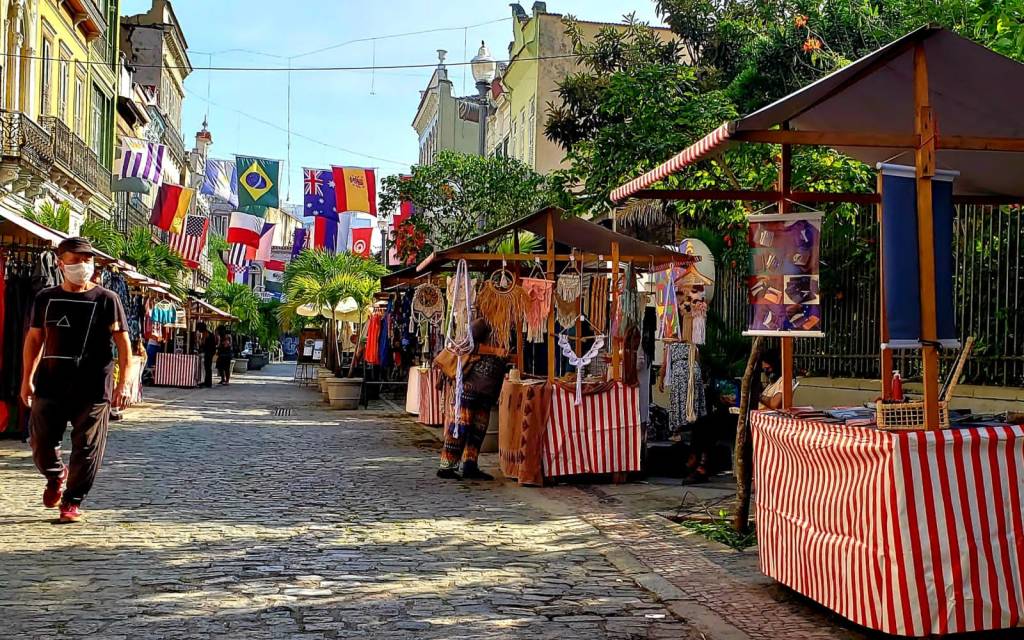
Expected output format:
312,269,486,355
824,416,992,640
225,242,255,283
118,137,166,184
167,215,209,269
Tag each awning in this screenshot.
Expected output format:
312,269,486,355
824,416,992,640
190,297,236,321
416,207,689,273
0,210,69,246
612,26,1024,201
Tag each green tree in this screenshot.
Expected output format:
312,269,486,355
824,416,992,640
207,281,264,342
278,249,388,371
378,150,554,262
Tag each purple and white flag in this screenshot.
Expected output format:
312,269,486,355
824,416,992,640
118,137,166,184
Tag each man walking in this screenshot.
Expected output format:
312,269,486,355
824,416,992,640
20,237,132,523
197,322,217,388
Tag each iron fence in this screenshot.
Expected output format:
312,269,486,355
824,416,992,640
710,205,1024,387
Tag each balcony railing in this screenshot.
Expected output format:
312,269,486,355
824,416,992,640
39,116,112,199
113,192,151,234
0,110,55,173
162,121,187,166
90,36,115,68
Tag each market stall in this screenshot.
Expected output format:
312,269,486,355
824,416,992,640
609,26,1024,636
413,207,693,484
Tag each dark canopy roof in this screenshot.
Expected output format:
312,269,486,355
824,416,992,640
613,26,1024,200
415,207,688,273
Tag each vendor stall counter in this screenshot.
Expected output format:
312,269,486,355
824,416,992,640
752,411,1024,636
153,353,202,388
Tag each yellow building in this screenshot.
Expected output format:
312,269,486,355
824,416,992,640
489,2,675,175
0,0,119,232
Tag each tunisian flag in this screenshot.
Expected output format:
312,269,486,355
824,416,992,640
226,211,263,249
350,227,372,258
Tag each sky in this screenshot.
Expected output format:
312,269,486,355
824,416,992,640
121,0,666,214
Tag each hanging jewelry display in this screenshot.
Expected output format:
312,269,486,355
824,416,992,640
477,279,526,352
412,281,445,326
653,265,680,339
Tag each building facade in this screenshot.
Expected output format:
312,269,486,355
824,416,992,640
0,0,119,233
490,2,675,174
412,49,483,166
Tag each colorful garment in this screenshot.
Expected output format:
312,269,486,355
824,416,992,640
439,404,490,471
667,342,706,436
364,313,382,365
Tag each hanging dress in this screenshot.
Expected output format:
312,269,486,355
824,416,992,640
666,342,706,436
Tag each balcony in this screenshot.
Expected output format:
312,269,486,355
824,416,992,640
113,192,151,234
0,111,55,174
63,0,107,40
39,116,112,201
161,120,187,167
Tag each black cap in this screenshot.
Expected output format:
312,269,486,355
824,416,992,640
56,236,98,257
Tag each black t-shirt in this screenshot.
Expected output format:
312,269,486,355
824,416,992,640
30,285,129,403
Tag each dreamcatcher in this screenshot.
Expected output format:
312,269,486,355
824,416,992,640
476,260,525,352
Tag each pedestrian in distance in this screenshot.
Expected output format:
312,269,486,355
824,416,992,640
215,326,233,385
197,322,217,388
20,237,133,524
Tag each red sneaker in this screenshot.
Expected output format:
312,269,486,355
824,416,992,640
59,502,83,523
43,467,69,508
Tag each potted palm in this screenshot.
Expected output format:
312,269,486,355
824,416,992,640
278,250,386,409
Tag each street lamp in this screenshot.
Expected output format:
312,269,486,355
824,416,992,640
378,214,389,268
470,41,496,156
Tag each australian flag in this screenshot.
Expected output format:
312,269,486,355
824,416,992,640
303,168,339,221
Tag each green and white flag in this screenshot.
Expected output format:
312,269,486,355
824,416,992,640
236,155,280,209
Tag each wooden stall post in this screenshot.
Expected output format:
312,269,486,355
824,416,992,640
574,250,583,357
914,43,941,427
513,230,525,372
877,173,894,400
546,209,556,382
778,125,795,409
610,241,621,381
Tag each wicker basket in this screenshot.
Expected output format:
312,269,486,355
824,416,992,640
876,400,950,431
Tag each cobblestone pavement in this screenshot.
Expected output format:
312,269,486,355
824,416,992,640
0,365,702,640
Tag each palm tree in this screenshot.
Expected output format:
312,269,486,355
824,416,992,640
120,228,189,297
279,249,388,371
79,217,124,256
22,201,72,233
207,281,263,342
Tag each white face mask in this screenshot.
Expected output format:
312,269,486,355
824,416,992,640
62,261,95,285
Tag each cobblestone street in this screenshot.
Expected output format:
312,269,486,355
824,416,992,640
0,365,702,640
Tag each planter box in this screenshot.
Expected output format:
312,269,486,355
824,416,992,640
326,378,362,410
248,353,268,370
233,358,249,374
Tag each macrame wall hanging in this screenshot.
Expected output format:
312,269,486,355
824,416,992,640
555,254,584,328
412,282,445,326
444,259,475,437
557,313,606,405
446,273,478,338
520,276,554,343
588,275,609,333
477,270,526,353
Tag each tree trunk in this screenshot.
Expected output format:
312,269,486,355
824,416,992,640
733,336,763,535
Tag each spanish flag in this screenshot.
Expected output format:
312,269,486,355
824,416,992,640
331,166,377,216
150,184,194,233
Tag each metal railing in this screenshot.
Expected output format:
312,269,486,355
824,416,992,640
39,116,111,198
710,205,1024,387
0,110,54,173
113,192,152,234
90,36,115,67
161,120,187,166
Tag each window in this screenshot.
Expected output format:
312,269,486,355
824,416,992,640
528,100,536,166
40,37,53,115
90,84,113,163
74,73,84,135
58,48,70,122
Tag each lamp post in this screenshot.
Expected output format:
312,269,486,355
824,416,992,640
470,41,496,157
378,214,389,268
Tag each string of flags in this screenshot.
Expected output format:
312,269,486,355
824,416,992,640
113,129,389,280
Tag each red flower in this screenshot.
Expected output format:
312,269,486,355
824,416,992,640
802,37,822,53
794,15,808,29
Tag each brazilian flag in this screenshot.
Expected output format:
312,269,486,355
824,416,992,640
236,155,280,210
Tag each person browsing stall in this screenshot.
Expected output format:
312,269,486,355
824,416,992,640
20,237,132,524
